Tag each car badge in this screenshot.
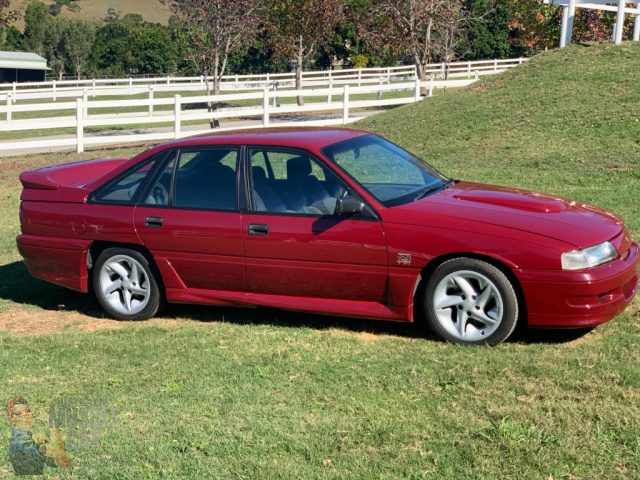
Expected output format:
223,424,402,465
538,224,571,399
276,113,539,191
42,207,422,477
397,253,411,266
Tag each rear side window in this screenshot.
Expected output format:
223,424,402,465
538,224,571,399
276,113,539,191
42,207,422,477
173,148,238,210
93,153,167,203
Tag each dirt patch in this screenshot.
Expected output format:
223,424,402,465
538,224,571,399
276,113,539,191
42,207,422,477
0,310,123,335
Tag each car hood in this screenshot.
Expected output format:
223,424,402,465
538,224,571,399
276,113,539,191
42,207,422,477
386,181,623,249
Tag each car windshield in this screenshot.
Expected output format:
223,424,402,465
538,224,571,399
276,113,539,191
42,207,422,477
321,134,449,207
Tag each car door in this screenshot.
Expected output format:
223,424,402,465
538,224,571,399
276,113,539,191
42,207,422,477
242,147,388,302
134,147,245,294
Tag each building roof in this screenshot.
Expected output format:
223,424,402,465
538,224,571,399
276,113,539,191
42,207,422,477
0,51,51,71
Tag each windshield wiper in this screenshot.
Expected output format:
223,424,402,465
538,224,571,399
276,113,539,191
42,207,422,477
414,178,455,201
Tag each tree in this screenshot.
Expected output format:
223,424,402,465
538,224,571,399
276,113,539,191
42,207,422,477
44,18,66,79
433,1,471,79
89,21,136,76
132,24,175,74
24,0,50,56
167,0,261,99
266,0,343,105
462,0,511,60
504,0,560,54
62,19,95,77
358,1,470,89
3,25,24,50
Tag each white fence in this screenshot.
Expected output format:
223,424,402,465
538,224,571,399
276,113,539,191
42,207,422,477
0,58,526,103
0,58,528,154
0,78,480,153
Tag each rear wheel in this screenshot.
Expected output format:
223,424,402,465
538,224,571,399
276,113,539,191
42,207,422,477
423,258,519,346
93,247,162,320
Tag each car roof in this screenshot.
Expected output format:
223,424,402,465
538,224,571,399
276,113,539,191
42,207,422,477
160,127,372,151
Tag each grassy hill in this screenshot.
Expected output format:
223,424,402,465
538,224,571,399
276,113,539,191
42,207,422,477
358,41,640,234
0,42,639,479
11,0,172,30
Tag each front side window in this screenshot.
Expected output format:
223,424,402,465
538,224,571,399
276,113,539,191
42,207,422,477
249,149,345,215
321,135,448,207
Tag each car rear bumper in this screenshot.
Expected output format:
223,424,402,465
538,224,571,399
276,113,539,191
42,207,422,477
16,234,91,293
515,242,639,328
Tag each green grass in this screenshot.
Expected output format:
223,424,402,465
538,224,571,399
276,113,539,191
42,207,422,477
0,42,639,479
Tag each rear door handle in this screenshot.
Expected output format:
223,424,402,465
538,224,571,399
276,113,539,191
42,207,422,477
248,224,268,236
145,216,163,228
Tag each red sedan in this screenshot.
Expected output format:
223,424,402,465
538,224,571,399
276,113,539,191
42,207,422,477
16,128,638,345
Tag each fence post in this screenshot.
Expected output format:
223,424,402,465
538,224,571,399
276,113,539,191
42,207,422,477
166,76,171,86
92,78,96,96
342,85,349,125
467,61,471,78
327,79,333,104
52,80,57,101
358,68,362,87
387,67,391,82
262,87,270,127
428,74,434,97
174,95,181,139
6,95,12,124
474,71,479,81
494,59,498,72
235,75,239,90
200,75,204,87
272,82,278,108
148,86,154,117
519,57,524,65
440,63,445,79
129,77,133,93
76,98,84,153
414,78,421,102
377,78,383,101
12,82,16,95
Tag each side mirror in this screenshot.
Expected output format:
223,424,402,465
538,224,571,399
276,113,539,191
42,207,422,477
334,194,375,218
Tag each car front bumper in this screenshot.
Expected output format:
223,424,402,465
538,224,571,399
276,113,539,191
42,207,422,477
516,242,639,328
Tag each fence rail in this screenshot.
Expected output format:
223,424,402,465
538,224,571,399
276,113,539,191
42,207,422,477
0,77,482,154
0,58,526,104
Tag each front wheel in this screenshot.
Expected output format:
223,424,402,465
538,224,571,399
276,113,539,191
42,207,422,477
423,258,519,346
93,247,163,321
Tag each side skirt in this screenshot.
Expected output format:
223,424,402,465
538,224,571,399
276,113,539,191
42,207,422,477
165,288,411,322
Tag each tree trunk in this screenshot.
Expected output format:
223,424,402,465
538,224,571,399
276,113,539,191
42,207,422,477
296,37,304,106
208,53,220,129
415,57,426,96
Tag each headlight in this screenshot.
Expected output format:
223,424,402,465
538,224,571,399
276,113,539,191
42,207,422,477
561,241,618,270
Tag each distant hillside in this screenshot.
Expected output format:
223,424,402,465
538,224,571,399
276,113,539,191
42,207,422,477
11,0,172,30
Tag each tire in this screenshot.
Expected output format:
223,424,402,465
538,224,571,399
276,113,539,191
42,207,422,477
423,258,519,346
93,247,163,321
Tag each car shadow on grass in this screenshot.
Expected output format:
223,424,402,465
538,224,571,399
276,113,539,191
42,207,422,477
0,260,593,344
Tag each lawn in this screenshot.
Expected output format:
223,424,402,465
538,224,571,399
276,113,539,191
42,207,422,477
0,42,639,479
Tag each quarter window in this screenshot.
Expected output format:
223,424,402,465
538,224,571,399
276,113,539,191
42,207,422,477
94,153,167,203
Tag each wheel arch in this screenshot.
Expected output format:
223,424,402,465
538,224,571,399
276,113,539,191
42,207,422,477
412,252,527,327
88,241,153,271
